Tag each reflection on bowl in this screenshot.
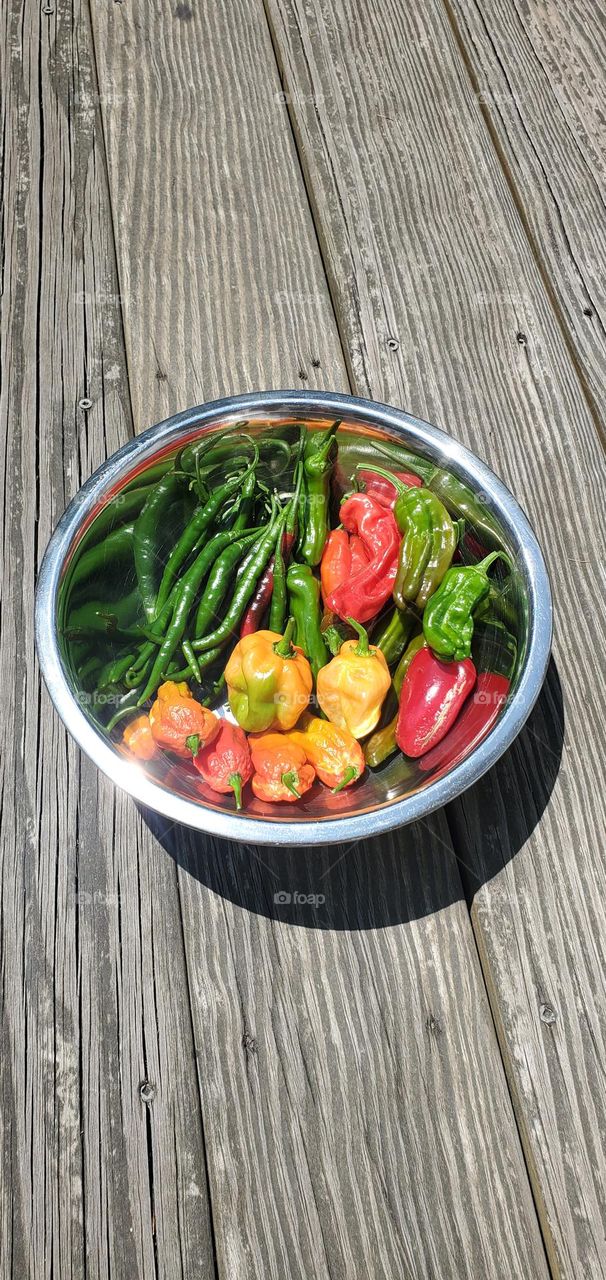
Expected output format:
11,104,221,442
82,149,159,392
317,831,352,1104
35,391,551,845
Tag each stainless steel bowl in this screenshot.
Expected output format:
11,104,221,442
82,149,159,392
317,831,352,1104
35,391,552,845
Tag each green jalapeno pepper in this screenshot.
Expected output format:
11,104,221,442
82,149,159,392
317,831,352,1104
298,421,340,566
423,552,511,660
286,562,329,678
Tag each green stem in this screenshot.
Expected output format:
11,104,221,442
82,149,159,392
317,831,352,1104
186,733,201,757
332,766,358,793
346,616,372,656
281,770,300,798
478,550,512,575
230,773,243,810
273,616,296,657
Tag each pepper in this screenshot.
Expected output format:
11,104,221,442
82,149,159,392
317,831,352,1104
335,436,433,486
249,733,315,803
286,562,329,678
86,484,156,547
418,671,510,774
316,618,391,739
324,493,400,624
422,552,511,660
192,502,283,653
364,633,425,766
68,522,135,591
239,477,299,636
287,713,365,791
224,618,313,732
66,589,141,637
357,467,422,506
134,472,186,621
359,464,456,611
396,648,476,757
428,468,501,551
155,450,258,615
122,713,158,760
149,681,220,758
192,719,252,809
371,605,415,667
320,530,349,603
298,421,340,566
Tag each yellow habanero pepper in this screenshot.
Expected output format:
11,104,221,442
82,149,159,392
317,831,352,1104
287,713,365,791
316,617,390,739
224,617,313,733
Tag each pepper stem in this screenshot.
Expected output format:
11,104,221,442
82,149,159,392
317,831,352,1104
332,766,358,793
186,733,200,757
322,624,343,656
346,616,372,657
477,550,512,576
274,616,296,657
229,773,243,810
281,770,301,798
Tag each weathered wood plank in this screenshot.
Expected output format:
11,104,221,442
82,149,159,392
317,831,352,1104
262,0,606,1273
90,0,548,1275
0,1,215,1276
445,0,606,438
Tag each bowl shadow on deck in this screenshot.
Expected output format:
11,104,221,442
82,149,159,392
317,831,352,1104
140,659,563,930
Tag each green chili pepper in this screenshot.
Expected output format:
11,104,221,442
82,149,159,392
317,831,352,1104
232,463,258,533
298,421,340,566
68,523,135,590
192,506,283,653
137,528,260,705
96,651,138,691
154,451,258,616
286,562,329,678
423,552,511,660
134,472,187,621
336,435,434,484
107,689,144,731
428,469,501,551
269,538,287,632
193,529,262,639
177,424,251,475
372,606,415,666
364,634,425,767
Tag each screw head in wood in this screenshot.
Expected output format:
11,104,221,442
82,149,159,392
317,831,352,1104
78,398,93,410
386,337,400,352
539,1003,557,1025
139,1080,155,1102
516,332,527,347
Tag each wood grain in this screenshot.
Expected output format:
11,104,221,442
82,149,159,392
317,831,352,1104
89,0,549,1275
444,0,606,441
89,0,348,431
262,0,606,1272
0,1,215,1276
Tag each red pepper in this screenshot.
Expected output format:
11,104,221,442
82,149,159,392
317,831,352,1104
418,671,509,773
240,530,296,636
325,493,400,624
358,468,422,507
396,647,476,757
192,719,253,809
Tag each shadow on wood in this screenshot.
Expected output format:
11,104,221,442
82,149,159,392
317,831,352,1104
140,659,563,929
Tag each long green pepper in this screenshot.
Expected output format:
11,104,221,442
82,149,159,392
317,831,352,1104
298,421,340,566
134,472,186,621
192,507,284,653
286,562,329,678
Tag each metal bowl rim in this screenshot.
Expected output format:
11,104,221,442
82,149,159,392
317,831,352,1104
35,389,553,845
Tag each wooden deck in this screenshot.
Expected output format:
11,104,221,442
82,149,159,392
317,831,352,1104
2,0,605,1275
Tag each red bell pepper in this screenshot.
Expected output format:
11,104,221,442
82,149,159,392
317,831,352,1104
192,719,253,809
358,468,422,507
324,493,400,624
396,647,476,758
418,671,510,773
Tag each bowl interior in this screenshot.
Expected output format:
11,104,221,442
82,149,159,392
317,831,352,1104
54,407,528,828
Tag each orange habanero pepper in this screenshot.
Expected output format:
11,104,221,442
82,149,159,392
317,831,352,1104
149,681,219,758
123,713,158,761
249,732,315,803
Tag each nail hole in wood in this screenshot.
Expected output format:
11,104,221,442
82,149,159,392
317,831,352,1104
386,337,400,352
583,306,594,317
539,1003,557,1025
516,332,527,347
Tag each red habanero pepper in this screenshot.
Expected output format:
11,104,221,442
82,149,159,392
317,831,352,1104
325,493,400,625
396,647,476,758
418,671,509,774
358,468,422,507
192,719,253,810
